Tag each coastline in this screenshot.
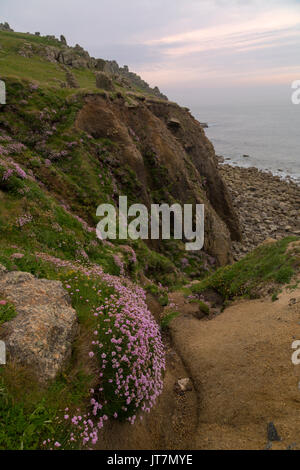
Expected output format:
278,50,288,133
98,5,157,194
200,103,300,187
217,155,300,185
216,158,300,261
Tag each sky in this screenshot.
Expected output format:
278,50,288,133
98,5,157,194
1,0,300,106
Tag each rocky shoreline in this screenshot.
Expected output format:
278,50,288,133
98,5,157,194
217,160,300,261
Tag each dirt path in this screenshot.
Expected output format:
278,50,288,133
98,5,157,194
168,286,300,450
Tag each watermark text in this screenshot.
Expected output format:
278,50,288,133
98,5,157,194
96,196,204,251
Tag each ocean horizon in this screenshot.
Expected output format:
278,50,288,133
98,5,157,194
193,103,300,184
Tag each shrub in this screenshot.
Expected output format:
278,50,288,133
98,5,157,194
0,300,17,325
198,301,210,315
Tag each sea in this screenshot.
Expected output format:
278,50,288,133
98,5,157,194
192,104,300,184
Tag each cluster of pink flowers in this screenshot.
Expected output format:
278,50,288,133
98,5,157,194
67,141,78,149
0,134,12,143
0,140,26,157
16,214,33,228
59,203,95,234
2,162,27,181
72,214,95,233
168,302,178,309
49,150,68,161
29,83,39,91
180,257,189,267
113,254,125,276
2,168,14,181
0,145,9,156
0,137,30,185
75,248,89,261
7,142,26,154
10,253,24,260
36,252,166,448
89,287,165,423
17,186,30,195
120,245,137,264
43,410,98,449
12,162,27,179
52,222,63,233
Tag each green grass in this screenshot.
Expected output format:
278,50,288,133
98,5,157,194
161,310,181,329
0,371,90,450
198,301,210,315
0,301,17,324
0,243,168,448
191,237,300,300
0,251,116,449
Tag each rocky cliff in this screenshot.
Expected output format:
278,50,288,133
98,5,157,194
0,25,240,270
76,94,241,264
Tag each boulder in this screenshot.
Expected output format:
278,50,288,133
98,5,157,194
0,22,13,32
95,71,115,91
95,58,106,71
104,60,120,75
177,378,192,392
60,34,67,45
57,46,90,68
40,46,60,63
65,70,80,88
0,266,78,382
167,118,181,129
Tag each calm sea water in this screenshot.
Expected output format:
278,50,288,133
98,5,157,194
192,104,300,183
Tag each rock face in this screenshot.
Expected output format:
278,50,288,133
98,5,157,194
0,22,13,32
75,95,241,265
60,34,67,45
0,265,78,382
13,32,167,99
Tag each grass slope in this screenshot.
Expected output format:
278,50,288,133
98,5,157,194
191,237,300,300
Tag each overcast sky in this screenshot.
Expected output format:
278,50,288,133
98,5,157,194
1,0,300,106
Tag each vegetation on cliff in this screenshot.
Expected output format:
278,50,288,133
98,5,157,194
191,237,300,301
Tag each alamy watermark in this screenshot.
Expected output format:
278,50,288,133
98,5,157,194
0,341,6,365
0,80,6,105
96,196,204,251
291,340,300,365
291,80,300,105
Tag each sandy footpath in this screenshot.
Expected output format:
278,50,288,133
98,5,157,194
169,285,300,450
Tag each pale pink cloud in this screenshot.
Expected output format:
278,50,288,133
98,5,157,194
145,10,300,50
136,62,300,87
136,5,300,91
